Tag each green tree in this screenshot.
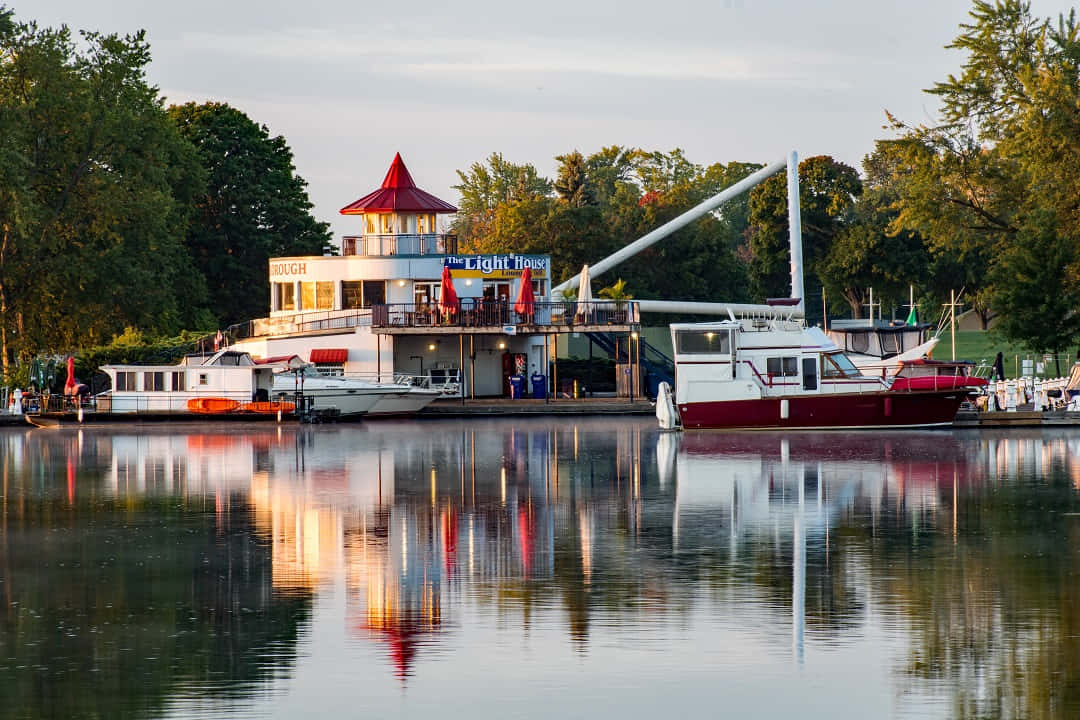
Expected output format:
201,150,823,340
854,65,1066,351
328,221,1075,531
169,102,332,325
883,0,1080,342
451,153,552,250
0,10,207,372
554,150,596,207
747,156,861,302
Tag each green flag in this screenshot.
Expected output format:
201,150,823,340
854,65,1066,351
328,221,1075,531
906,306,918,326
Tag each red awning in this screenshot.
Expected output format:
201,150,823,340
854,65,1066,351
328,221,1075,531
310,348,348,363
339,153,458,215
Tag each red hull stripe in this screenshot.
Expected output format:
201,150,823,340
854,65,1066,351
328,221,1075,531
678,391,966,430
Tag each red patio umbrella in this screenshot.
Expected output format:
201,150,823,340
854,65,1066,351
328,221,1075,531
438,265,460,315
513,266,535,317
64,356,76,393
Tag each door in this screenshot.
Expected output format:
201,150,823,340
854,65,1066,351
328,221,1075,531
802,357,817,391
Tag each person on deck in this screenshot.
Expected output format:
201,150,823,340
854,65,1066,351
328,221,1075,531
992,352,1006,382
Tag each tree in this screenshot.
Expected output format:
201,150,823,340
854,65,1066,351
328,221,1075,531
554,150,596,207
747,156,861,302
990,212,1080,375
883,0,1080,344
169,102,333,325
451,153,552,251
0,10,207,371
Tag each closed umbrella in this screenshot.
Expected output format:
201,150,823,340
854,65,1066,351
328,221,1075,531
575,264,594,321
64,356,76,395
438,265,460,316
513,266,535,319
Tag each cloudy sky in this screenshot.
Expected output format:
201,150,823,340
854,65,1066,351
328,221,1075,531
27,0,1078,243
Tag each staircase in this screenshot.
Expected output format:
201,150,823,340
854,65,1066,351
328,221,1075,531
584,332,674,397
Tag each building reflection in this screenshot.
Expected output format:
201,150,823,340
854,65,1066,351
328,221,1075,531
6,424,1080,716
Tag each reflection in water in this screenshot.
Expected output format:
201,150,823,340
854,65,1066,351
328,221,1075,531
2,422,1080,718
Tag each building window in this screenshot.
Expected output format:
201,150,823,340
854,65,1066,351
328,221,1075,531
381,214,392,233
198,373,208,386
483,281,511,302
365,216,376,234
275,282,296,311
145,372,165,391
171,372,185,392
115,371,137,391
417,215,427,234
414,281,440,307
342,280,386,309
317,281,333,309
531,279,546,298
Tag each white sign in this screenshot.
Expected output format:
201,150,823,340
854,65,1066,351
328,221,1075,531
502,325,517,335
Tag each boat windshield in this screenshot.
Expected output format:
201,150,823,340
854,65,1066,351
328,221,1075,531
822,351,862,379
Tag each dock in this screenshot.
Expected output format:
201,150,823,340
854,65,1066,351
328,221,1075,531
420,398,655,417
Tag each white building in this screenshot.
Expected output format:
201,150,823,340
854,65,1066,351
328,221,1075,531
231,154,638,398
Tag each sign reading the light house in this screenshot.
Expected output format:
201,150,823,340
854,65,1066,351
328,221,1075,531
443,254,548,279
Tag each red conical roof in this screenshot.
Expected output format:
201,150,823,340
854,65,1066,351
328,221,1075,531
340,153,457,215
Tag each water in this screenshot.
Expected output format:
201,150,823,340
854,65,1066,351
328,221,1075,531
2,419,1080,719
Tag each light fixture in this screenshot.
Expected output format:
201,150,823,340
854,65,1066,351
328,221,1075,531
498,341,506,350
465,279,473,286
705,332,715,339
631,331,639,339
398,279,406,287
428,343,436,351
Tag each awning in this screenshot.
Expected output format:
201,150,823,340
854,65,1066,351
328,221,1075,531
310,348,348,363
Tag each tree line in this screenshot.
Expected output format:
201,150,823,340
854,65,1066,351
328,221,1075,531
452,1,1080,360
3,1,1078,374
0,7,331,376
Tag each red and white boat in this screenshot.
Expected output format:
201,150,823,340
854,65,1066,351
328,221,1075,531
888,357,988,393
664,315,971,430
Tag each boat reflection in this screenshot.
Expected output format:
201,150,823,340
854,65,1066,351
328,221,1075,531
5,422,1080,717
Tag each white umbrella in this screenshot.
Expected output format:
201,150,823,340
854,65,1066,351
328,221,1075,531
576,264,594,321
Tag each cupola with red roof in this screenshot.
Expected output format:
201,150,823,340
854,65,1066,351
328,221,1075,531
339,153,458,256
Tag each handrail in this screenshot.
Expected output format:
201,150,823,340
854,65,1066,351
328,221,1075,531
371,300,640,329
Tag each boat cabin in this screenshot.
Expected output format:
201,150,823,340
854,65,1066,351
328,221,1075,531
99,350,286,413
825,319,932,360
671,318,886,404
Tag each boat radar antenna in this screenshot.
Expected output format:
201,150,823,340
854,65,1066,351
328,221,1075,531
554,151,805,319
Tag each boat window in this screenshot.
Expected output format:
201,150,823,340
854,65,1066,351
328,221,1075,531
198,373,208,386
274,282,295,312
171,372,185,392
766,357,798,377
115,371,136,391
849,332,869,354
822,351,861,378
880,332,901,357
802,357,817,390
675,330,730,355
145,372,165,392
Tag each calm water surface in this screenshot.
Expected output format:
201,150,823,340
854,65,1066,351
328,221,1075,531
2,419,1080,718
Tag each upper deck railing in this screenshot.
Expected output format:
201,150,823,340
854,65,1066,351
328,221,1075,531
371,300,640,329
341,233,458,257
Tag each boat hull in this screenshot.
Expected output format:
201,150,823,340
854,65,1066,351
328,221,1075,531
678,390,968,430
368,388,441,416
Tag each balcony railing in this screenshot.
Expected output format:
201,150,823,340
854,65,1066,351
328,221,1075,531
341,233,458,257
371,300,640,329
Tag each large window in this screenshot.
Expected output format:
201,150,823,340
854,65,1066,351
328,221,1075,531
171,372,185,392
766,357,799,377
822,351,861,379
145,372,165,391
299,281,334,311
274,282,296,312
342,280,386,309
115,371,137,391
675,330,731,355
414,281,440,307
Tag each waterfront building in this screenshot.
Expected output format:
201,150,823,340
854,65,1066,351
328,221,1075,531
231,153,639,397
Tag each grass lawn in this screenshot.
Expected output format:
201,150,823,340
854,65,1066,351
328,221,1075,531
947,330,1075,378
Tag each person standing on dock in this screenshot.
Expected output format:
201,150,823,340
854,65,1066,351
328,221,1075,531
993,352,1005,382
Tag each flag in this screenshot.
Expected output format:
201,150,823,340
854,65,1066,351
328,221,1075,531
905,306,918,326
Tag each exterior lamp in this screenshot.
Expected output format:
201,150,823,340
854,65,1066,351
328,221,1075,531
498,341,506,350
428,343,437,351
398,279,406,287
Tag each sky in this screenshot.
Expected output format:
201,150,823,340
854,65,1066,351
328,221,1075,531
25,0,1080,245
